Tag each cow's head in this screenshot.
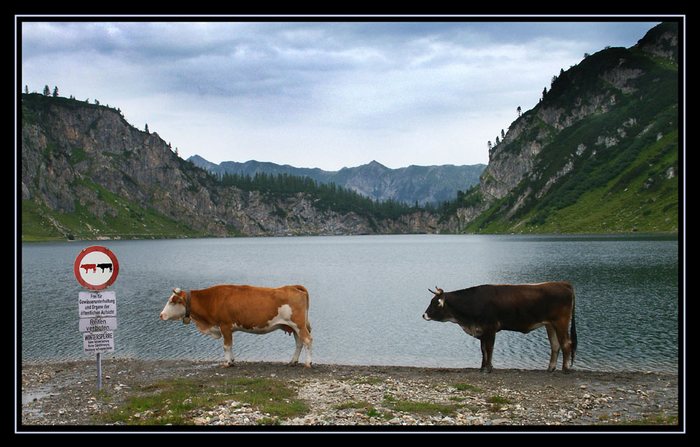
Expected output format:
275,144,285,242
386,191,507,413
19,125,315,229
160,288,187,321
422,287,448,321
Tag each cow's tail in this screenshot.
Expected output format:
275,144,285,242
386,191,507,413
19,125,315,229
570,288,577,365
295,285,312,334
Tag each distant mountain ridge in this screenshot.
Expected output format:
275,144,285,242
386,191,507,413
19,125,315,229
188,156,485,206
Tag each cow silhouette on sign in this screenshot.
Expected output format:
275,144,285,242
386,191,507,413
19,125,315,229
80,264,97,273
80,263,112,273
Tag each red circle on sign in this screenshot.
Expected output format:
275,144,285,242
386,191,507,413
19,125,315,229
73,246,120,290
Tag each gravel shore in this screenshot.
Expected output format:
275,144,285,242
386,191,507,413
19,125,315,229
19,359,680,430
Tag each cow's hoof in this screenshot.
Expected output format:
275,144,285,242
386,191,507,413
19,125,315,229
221,362,234,368
287,361,299,367
547,366,556,372
479,366,493,374
303,363,312,369
563,368,573,375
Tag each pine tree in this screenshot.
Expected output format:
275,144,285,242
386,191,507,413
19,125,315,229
43,85,50,96
517,106,522,117
52,86,59,97
145,123,149,134
501,129,505,140
24,85,29,95
487,141,492,151
495,136,500,145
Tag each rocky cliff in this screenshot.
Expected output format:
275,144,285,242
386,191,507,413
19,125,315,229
451,22,679,233
21,95,441,240
189,157,485,206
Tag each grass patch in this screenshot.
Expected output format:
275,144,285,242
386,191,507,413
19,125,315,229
387,400,459,416
100,376,308,425
69,147,87,165
487,395,512,412
453,383,482,393
334,401,392,419
487,395,511,405
256,417,281,426
366,407,393,419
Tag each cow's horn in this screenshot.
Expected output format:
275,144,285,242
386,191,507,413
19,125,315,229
428,287,443,296
173,287,181,294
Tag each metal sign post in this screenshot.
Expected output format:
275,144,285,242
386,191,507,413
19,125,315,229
74,246,119,391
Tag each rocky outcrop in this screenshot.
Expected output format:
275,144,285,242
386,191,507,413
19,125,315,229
21,95,443,238
635,22,678,62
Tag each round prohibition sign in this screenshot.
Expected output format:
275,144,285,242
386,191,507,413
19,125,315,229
74,246,120,290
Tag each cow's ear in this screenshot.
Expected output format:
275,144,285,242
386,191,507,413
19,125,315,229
438,297,445,307
173,287,181,294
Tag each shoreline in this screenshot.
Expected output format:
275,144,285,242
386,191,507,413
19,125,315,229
21,231,680,243
20,359,680,428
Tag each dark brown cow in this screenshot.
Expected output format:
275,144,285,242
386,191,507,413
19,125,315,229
160,284,313,367
422,282,577,373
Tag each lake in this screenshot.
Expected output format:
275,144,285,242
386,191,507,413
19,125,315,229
20,234,679,372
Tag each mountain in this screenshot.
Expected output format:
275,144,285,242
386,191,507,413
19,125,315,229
20,22,678,240
188,156,486,206
20,95,444,241
446,22,679,233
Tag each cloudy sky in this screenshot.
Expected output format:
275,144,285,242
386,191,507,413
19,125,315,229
21,19,659,170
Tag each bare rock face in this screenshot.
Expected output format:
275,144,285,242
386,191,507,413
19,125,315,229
635,22,678,62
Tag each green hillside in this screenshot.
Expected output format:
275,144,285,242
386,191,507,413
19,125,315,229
461,23,679,234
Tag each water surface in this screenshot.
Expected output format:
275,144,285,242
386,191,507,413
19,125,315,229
21,234,679,372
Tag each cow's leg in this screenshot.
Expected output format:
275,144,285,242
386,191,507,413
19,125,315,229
553,319,573,373
479,331,496,373
479,337,488,371
545,324,561,372
298,324,313,368
220,324,234,367
289,332,303,366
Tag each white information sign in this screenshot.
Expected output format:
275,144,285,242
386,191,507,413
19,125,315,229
78,291,117,318
83,331,115,353
79,317,118,333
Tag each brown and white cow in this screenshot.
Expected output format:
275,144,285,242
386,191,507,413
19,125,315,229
160,284,313,367
422,282,577,373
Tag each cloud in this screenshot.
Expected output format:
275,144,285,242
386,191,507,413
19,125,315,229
20,20,660,170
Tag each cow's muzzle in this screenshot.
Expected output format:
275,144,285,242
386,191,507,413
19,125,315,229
422,313,431,321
